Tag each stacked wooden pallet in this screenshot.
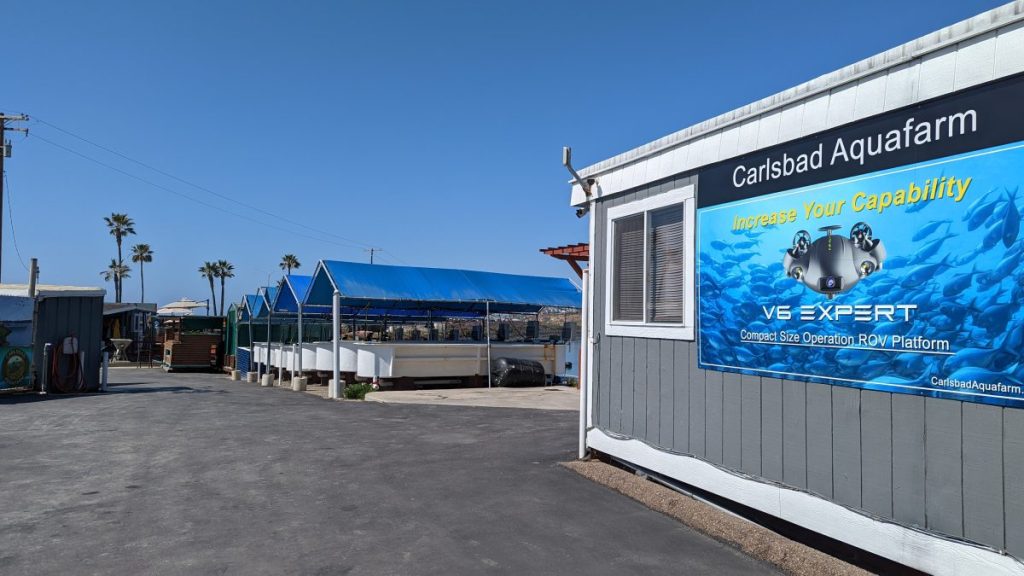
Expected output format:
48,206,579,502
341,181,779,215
163,334,221,371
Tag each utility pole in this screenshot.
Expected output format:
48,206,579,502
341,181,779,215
0,114,30,283
364,248,381,264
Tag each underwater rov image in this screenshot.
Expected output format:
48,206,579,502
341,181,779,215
783,222,887,299
697,142,1024,406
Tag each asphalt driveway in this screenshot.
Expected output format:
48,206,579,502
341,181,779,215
0,369,778,575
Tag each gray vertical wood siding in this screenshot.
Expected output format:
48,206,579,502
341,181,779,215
589,176,1023,557
34,296,104,391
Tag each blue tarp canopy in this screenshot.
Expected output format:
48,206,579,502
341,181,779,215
306,260,581,314
273,275,315,314
270,275,462,318
334,306,481,320
250,286,278,319
238,294,261,321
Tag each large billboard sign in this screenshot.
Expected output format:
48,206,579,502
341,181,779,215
697,74,1024,406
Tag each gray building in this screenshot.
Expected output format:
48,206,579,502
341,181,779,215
0,284,105,392
571,4,1024,574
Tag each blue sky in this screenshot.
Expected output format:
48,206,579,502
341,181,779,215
1,0,1005,306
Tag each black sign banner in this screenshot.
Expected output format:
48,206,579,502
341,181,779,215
698,72,1024,208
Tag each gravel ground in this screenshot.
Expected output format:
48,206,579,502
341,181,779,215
365,386,580,410
564,460,871,576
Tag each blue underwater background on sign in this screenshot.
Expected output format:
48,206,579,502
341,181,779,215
697,142,1024,406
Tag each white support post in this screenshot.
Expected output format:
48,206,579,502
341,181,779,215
297,302,304,374
579,269,590,459
485,300,491,389
291,301,307,390
330,290,341,399
248,316,257,378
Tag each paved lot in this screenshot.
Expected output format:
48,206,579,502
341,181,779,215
0,369,778,575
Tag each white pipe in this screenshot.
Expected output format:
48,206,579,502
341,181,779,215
578,268,589,459
586,193,596,430
331,290,341,399
486,300,491,388
101,350,109,392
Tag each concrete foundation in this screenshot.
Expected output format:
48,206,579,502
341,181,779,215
261,374,275,387
230,370,240,381
246,372,258,383
292,376,307,392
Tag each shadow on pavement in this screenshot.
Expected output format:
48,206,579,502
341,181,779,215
0,385,217,404
109,386,216,394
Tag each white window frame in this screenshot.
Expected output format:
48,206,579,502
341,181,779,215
604,184,695,340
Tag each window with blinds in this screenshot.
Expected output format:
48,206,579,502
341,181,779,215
647,206,684,323
612,214,644,321
605,184,694,340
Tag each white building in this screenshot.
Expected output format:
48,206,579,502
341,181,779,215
572,3,1024,574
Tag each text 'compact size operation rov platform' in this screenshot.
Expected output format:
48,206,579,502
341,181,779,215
783,223,887,299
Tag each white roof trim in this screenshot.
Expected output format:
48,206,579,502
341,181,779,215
571,1,1024,205
0,284,106,298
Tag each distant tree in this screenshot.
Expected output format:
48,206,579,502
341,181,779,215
103,213,136,302
215,260,235,316
101,259,131,300
280,254,300,275
130,244,153,303
199,262,219,316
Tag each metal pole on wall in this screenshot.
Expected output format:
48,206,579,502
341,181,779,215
331,290,341,399
266,306,272,381
486,300,491,389
40,343,51,395
578,269,590,459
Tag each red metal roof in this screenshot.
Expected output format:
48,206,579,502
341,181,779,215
539,243,589,260
540,243,589,278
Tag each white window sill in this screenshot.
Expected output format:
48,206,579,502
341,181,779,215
605,322,694,340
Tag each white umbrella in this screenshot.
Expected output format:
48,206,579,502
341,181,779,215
159,297,209,315
157,307,193,316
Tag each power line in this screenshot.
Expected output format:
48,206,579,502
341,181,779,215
27,132,372,252
31,116,379,251
2,172,29,272
374,249,408,265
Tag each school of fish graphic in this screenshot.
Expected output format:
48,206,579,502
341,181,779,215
698,177,1024,406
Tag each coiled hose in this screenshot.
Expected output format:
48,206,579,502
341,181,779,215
50,338,85,393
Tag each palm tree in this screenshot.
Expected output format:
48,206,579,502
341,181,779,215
104,213,136,302
280,254,300,275
199,262,218,316
215,260,234,316
101,259,131,300
130,244,154,303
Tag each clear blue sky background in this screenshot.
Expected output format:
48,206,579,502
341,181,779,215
1,0,1005,307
